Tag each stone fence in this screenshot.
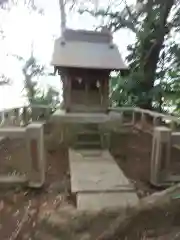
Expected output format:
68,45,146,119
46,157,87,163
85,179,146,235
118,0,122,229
0,105,179,188
110,107,180,132
0,104,54,127
0,104,52,188
0,123,45,188
110,107,180,187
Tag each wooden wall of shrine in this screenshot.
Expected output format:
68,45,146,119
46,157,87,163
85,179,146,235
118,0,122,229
59,67,110,112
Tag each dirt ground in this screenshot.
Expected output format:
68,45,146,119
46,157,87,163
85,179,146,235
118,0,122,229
111,127,180,198
1,125,180,239
0,138,26,175
111,128,156,198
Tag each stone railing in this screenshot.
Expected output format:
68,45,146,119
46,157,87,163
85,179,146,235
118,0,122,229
150,126,180,187
0,104,52,188
0,123,45,188
110,107,180,187
110,107,180,132
0,104,55,127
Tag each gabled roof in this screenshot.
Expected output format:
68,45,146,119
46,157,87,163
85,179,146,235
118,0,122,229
51,29,127,70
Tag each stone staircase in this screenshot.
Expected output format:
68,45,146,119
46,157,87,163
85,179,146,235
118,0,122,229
74,123,105,150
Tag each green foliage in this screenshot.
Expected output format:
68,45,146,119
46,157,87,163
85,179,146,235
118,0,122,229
14,53,60,119
22,55,44,103
31,87,59,109
80,0,180,112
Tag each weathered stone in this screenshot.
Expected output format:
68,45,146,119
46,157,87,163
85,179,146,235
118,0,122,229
26,123,45,188
69,149,138,211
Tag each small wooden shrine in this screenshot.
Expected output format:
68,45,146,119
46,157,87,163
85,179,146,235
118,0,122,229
51,28,127,112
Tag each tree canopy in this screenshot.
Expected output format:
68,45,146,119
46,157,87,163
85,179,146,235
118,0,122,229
79,0,180,112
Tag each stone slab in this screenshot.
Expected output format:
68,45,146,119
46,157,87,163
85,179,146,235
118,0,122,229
51,110,124,124
69,149,139,210
69,149,134,192
77,192,139,211
52,110,109,123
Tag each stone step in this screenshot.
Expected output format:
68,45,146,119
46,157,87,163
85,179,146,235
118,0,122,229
79,123,99,131
77,192,139,211
77,130,99,135
77,132,101,142
69,149,139,211
75,141,102,150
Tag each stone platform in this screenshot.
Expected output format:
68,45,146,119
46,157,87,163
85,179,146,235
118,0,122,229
69,149,139,211
51,109,122,123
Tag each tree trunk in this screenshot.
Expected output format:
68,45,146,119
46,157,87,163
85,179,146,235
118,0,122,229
59,0,66,35
139,0,174,110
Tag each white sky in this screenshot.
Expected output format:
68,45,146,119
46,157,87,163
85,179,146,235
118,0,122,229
0,0,136,109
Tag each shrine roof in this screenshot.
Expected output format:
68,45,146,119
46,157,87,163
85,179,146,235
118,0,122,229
51,29,127,70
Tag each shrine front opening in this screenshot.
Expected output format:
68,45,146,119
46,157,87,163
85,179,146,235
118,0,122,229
62,68,109,112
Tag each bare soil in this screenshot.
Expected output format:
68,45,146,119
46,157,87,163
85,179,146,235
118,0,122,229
111,128,156,198
111,127,180,198
0,138,26,175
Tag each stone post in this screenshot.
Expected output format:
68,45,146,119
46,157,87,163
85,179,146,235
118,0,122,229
13,108,21,125
150,126,171,186
141,112,146,129
5,110,13,125
153,117,161,127
45,107,51,119
22,107,29,125
0,111,5,125
170,121,176,131
26,123,45,188
132,110,136,125
120,111,124,124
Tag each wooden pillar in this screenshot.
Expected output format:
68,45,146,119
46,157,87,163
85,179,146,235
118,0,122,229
103,78,109,112
150,126,171,186
26,123,45,188
65,76,71,112
85,79,88,107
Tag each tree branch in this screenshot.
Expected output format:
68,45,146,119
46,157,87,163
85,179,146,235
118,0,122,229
82,8,137,33
124,0,138,26
97,183,180,240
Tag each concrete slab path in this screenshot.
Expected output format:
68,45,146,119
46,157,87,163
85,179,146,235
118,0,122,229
69,149,139,211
